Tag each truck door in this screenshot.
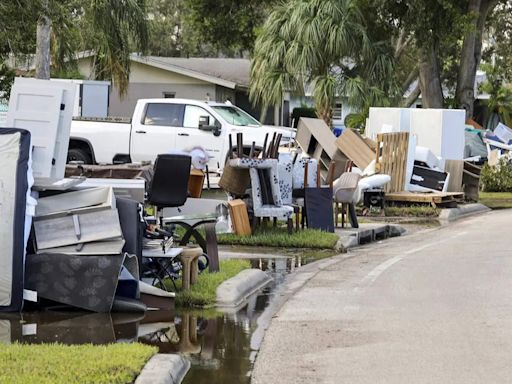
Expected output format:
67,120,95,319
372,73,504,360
176,105,224,169
130,103,184,163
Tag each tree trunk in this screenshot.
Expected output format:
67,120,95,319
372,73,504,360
417,42,444,108
316,104,332,128
35,0,51,79
456,0,498,119
401,82,421,107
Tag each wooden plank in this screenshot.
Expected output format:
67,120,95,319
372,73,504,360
444,160,464,192
376,132,409,193
335,129,375,170
385,191,464,204
227,199,251,236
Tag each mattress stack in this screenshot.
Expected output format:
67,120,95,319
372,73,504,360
0,129,31,312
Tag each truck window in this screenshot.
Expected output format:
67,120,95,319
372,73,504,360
183,105,217,128
211,105,261,126
143,103,184,126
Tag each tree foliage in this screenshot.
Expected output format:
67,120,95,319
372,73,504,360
250,0,400,125
183,0,275,57
483,1,512,82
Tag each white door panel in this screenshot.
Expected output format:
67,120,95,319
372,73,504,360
7,78,76,179
6,84,62,179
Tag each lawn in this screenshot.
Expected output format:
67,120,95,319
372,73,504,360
217,228,339,249
173,259,251,308
383,205,440,217
479,192,512,209
0,343,156,384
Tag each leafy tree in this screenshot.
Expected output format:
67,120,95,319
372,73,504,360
33,0,148,96
250,0,399,125
183,0,275,57
146,0,184,57
381,0,502,117
480,64,512,127
483,1,512,82
0,63,15,102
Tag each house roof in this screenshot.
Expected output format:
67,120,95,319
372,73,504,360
130,55,251,90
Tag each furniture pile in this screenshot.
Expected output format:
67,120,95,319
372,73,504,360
0,77,221,315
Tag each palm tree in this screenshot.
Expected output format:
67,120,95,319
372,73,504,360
249,0,399,126
35,0,148,96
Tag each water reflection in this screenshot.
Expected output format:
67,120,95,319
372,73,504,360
0,287,273,384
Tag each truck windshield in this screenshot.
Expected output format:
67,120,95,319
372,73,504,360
211,106,261,127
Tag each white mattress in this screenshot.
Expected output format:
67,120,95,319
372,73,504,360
0,133,21,306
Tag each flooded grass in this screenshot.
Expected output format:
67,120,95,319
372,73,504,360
173,259,251,308
218,228,339,249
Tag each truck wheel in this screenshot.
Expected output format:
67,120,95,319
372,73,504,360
67,148,92,164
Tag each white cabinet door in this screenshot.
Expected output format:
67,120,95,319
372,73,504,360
6,78,75,179
7,84,62,179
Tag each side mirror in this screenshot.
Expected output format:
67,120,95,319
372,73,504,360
199,115,221,136
198,115,210,128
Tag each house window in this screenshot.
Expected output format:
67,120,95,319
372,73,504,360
333,102,342,120
162,92,175,98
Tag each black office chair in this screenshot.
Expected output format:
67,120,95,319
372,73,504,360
144,154,209,290
147,153,192,225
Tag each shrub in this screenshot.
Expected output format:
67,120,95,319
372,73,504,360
291,107,317,128
481,158,512,192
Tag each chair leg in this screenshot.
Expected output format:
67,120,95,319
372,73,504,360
273,217,277,227
294,207,300,232
341,203,345,228
334,203,339,228
287,218,293,234
348,203,359,228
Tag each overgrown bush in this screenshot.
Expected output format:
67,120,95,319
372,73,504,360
291,107,317,127
481,158,512,192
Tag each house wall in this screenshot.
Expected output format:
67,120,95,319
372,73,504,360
109,83,218,117
76,58,259,118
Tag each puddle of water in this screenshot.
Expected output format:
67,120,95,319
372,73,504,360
0,286,276,384
0,250,331,383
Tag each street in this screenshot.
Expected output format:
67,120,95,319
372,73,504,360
252,210,512,383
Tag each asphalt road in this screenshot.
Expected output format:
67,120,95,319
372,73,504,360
252,210,512,384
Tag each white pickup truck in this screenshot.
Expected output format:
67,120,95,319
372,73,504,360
68,98,296,172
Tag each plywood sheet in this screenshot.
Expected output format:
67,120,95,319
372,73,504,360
335,129,375,170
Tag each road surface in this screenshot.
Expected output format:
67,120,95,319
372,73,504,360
252,210,512,384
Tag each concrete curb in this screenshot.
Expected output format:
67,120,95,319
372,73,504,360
216,269,272,308
338,224,406,250
135,354,190,384
438,203,490,222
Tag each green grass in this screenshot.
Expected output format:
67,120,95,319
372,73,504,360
479,192,512,209
217,228,339,249
174,259,251,308
383,205,440,217
0,343,156,384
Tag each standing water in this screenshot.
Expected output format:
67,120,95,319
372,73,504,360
0,248,336,383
